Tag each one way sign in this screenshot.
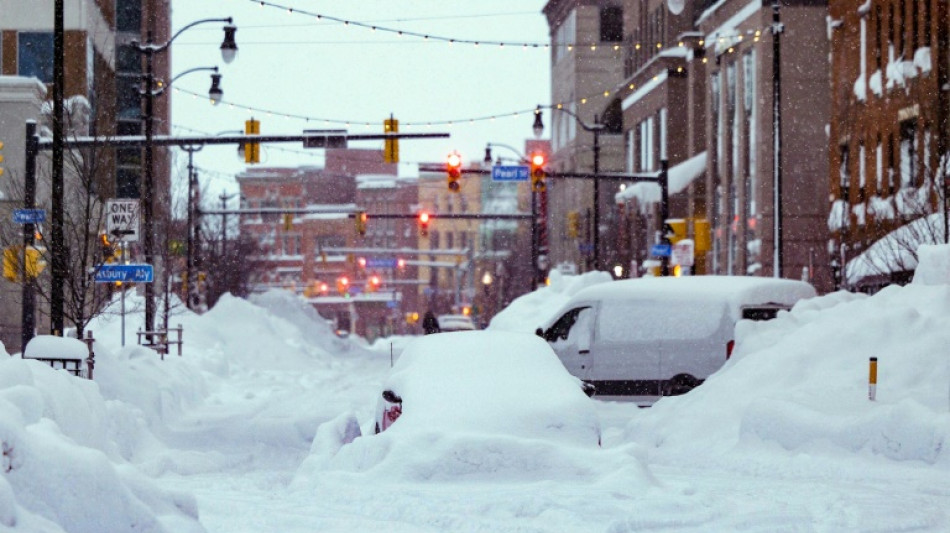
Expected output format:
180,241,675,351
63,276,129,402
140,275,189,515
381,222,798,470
105,199,140,242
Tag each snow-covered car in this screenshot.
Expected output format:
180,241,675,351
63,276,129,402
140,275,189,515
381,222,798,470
436,314,477,332
373,330,600,447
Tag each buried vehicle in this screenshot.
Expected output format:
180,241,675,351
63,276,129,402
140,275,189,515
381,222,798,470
373,330,600,447
536,276,816,405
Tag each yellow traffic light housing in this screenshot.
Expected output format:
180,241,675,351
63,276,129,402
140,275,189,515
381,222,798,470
530,152,547,193
446,152,462,192
244,118,260,164
355,210,368,236
566,210,580,239
0,140,5,177
384,117,399,163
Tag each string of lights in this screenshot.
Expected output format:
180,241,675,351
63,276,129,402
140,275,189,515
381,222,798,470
244,0,777,53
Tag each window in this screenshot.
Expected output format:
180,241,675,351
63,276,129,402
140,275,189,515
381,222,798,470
743,51,757,217
554,10,576,63
116,168,139,199
858,143,866,201
116,0,142,33
839,144,851,197
116,45,142,73
116,76,141,120
18,32,54,83
899,119,917,187
658,108,667,161
639,118,654,171
600,6,623,43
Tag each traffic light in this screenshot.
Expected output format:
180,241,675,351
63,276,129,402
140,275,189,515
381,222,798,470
282,213,293,231
357,256,367,270
396,258,406,270
384,116,399,163
244,118,260,164
446,152,462,192
664,219,687,243
99,233,117,263
566,210,581,239
530,152,547,193
367,275,381,292
355,210,367,236
418,212,430,237
336,276,349,296
0,140,4,177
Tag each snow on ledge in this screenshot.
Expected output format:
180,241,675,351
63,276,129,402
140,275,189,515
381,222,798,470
615,151,707,207
23,335,88,360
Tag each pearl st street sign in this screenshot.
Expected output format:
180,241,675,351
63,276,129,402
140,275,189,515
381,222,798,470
106,199,140,241
491,165,530,182
13,209,46,224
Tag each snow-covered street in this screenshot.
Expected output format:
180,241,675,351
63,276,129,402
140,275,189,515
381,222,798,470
4,256,950,532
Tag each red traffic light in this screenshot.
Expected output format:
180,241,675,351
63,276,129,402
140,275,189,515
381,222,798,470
531,153,545,167
397,258,406,269
447,152,462,168
357,257,367,269
419,212,430,224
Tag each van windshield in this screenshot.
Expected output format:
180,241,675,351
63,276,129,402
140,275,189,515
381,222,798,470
598,299,728,342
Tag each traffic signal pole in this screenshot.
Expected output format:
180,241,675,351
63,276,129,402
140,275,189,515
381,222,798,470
21,121,38,350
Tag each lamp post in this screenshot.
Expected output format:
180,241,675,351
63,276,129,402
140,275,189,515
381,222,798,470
134,17,236,333
771,0,784,277
533,105,606,271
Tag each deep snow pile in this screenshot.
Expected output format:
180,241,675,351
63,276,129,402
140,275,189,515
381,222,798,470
0,289,379,533
626,250,950,467
487,270,612,333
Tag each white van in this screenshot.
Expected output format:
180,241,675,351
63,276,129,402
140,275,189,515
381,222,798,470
535,276,816,405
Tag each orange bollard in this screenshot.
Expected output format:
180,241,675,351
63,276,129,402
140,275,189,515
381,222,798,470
869,357,878,401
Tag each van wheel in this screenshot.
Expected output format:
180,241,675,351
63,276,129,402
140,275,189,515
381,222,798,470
664,375,698,396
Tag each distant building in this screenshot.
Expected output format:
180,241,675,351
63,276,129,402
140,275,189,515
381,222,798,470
236,149,403,340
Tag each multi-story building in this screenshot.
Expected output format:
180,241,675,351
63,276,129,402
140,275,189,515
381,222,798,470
543,0,627,273
698,0,831,291
236,149,401,339
0,0,119,350
416,164,483,317
829,0,949,291
612,0,708,277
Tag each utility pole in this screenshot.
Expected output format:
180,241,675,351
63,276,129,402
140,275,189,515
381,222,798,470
50,0,65,334
21,121,38,350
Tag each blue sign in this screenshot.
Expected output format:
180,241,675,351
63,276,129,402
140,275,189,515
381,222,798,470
386,300,399,309
491,165,530,182
578,243,594,254
651,244,672,257
94,264,154,283
367,258,397,269
13,209,46,224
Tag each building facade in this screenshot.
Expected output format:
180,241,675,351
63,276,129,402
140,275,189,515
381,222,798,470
543,0,627,273
829,0,949,290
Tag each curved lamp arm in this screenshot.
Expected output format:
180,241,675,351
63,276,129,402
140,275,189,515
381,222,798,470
134,17,236,64
533,104,606,138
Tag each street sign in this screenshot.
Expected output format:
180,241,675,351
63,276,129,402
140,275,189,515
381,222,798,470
303,129,348,149
386,300,399,309
491,165,530,182
578,243,594,254
105,199,140,242
13,209,46,224
366,258,398,268
94,264,154,283
651,243,672,257
671,239,695,267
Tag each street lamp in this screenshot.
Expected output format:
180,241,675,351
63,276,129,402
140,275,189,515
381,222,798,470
483,142,528,165
532,105,607,271
133,16,236,334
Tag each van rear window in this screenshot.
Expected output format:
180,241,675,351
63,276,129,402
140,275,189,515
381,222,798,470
741,306,788,321
598,299,728,342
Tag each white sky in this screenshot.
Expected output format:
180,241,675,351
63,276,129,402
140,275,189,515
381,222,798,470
169,1,551,197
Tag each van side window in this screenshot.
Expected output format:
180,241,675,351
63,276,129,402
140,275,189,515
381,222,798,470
545,307,589,342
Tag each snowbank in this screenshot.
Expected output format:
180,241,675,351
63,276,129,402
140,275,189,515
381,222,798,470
625,273,950,467
487,270,613,333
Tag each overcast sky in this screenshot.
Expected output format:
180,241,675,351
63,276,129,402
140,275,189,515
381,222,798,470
170,0,551,197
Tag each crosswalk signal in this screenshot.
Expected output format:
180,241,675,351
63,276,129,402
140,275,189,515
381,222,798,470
384,116,399,163
446,152,462,192
367,275,381,292
418,212,430,237
355,210,368,236
336,276,349,296
244,118,260,164
530,152,547,193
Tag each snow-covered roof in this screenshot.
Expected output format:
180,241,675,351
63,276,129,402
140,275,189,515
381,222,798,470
567,275,816,311
615,151,707,206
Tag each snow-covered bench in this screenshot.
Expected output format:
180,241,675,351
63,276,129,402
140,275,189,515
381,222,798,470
23,333,96,379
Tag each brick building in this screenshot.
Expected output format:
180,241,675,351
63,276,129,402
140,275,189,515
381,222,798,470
829,0,949,290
